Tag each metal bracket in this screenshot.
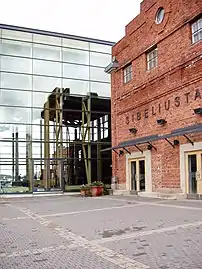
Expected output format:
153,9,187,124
123,147,131,155
147,142,157,151
165,138,174,148
183,134,194,145
134,145,143,153
112,149,119,155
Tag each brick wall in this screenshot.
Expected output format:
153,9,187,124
111,0,202,190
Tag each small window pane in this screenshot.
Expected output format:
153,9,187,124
0,89,31,107
1,72,32,90
63,48,89,65
63,63,89,80
33,75,61,92
62,38,89,50
33,34,61,46
90,52,111,67
90,81,110,97
90,43,112,54
1,55,32,74
90,67,110,82
33,44,61,61
2,29,32,42
33,59,61,77
62,79,89,95
1,39,32,57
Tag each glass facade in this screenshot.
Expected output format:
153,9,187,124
0,25,113,192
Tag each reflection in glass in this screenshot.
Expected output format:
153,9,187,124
33,75,61,92
63,63,89,80
33,44,61,61
90,43,112,54
90,81,110,97
2,29,32,42
1,55,32,74
90,66,110,82
62,38,89,50
63,48,89,65
0,106,31,124
90,52,111,67
62,79,89,95
0,89,31,107
33,91,51,108
33,59,61,77
1,72,32,90
1,39,32,57
33,34,61,46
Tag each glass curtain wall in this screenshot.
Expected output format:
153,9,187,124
0,27,112,193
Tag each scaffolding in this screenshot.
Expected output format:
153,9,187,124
38,88,111,191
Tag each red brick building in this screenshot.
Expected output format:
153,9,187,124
105,0,202,198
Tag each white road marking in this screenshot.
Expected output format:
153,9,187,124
95,197,202,211
93,220,202,244
9,204,149,269
2,203,144,221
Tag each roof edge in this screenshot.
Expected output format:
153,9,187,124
0,23,115,46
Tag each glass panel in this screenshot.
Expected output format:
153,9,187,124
63,48,89,65
0,124,31,140
1,39,32,57
139,160,145,191
0,89,32,107
2,29,32,42
1,72,32,90
32,108,44,123
62,79,89,95
33,75,61,92
131,161,137,191
188,154,197,194
33,43,61,61
33,59,61,77
33,91,51,108
90,43,112,54
90,81,110,97
90,66,110,82
1,55,32,74
63,63,89,80
0,106,31,124
62,38,89,50
90,52,111,67
33,34,61,46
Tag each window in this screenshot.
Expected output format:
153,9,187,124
62,48,89,65
147,47,158,70
123,64,132,84
155,8,165,24
90,66,110,82
191,17,202,44
1,55,32,74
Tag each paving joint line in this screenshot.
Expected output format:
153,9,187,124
7,203,149,269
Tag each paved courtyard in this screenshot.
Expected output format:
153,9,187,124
1,195,202,269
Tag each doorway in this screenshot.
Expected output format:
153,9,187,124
29,158,65,192
186,151,202,194
130,158,145,192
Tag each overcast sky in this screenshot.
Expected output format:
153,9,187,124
0,0,142,42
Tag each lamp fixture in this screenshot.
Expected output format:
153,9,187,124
119,150,124,156
129,127,137,134
157,119,167,126
194,107,202,115
173,139,180,146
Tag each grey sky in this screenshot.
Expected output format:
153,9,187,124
0,0,142,42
